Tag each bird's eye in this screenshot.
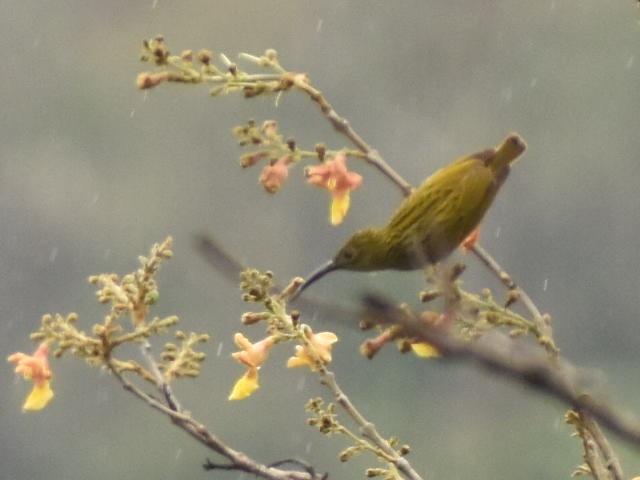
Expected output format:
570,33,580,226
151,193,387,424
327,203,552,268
340,246,356,262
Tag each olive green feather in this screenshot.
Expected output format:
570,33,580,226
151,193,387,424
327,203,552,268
294,133,526,298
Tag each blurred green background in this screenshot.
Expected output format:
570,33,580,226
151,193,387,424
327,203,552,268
2,1,640,479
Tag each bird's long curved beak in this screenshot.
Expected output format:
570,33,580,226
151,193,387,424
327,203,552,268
290,260,339,301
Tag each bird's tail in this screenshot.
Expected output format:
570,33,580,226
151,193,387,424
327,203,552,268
488,133,527,173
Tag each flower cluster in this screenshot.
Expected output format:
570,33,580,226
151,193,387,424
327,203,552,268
7,238,210,412
229,328,338,401
234,120,295,194
230,270,339,400
234,119,363,224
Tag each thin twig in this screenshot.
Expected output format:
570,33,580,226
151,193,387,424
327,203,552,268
317,367,424,480
289,75,414,196
469,244,558,356
570,407,625,480
138,339,182,412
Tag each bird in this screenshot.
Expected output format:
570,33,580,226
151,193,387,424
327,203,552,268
292,133,526,300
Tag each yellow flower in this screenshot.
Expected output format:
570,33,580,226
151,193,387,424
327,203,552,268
229,333,275,400
305,151,363,225
8,342,54,411
287,331,338,371
410,342,440,358
228,368,259,401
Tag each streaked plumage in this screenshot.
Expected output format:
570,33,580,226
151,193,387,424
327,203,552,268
294,133,526,298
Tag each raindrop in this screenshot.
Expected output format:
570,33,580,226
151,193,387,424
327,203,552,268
316,18,323,33
305,442,313,454
216,341,224,357
543,278,548,291
500,86,513,103
296,375,306,391
130,108,136,118
530,77,538,87
175,448,182,460
49,246,58,263
152,0,158,9
98,443,110,459
626,54,634,70
494,226,501,238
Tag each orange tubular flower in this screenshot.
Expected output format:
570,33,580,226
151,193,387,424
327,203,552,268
287,331,338,371
305,152,363,225
231,333,275,369
8,342,54,411
229,333,276,400
459,227,480,253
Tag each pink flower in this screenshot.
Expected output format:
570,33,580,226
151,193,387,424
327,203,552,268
260,155,292,193
305,152,362,225
8,342,54,411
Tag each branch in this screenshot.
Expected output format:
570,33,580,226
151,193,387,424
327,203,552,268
361,294,640,448
139,38,413,197
108,362,323,480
